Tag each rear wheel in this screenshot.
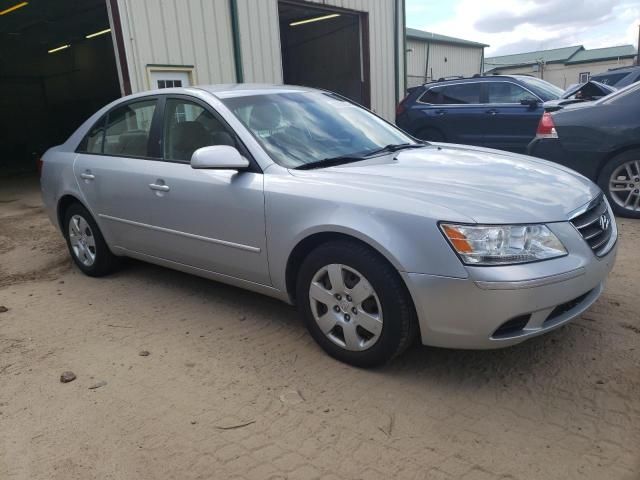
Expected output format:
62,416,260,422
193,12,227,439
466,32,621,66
598,149,640,218
63,203,120,276
296,241,417,367
415,127,445,142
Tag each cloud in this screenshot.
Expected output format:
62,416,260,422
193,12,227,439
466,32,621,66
408,0,640,56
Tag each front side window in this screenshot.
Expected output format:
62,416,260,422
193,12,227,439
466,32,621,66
487,82,538,104
222,92,414,168
103,99,157,158
163,99,237,162
440,84,481,104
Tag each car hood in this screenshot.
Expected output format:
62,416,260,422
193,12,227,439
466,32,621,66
289,144,600,224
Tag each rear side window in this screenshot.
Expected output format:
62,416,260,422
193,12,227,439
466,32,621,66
77,115,107,153
419,87,442,104
441,84,481,104
487,82,538,104
103,99,158,158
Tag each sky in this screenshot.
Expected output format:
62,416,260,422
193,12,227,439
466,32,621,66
406,0,640,57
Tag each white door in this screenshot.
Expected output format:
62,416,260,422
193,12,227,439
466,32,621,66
149,70,191,90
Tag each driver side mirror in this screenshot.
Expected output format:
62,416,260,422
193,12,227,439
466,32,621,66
520,98,539,108
191,145,249,170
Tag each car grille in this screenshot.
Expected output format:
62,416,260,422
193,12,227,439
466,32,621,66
569,195,614,257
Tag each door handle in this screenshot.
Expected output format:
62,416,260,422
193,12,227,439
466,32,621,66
149,183,170,192
434,109,446,115
485,109,498,115
80,172,95,180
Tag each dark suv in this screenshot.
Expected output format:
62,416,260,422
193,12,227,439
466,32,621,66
396,75,563,153
590,65,640,88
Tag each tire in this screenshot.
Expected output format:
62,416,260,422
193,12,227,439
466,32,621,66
63,203,120,277
415,127,445,142
296,240,418,368
597,149,640,218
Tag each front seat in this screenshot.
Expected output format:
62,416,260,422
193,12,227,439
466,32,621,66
169,121,212,161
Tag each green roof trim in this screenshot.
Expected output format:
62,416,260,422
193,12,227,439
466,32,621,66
485,45,583,69
406,28,488,48
565,45,637,64
485,44,637,71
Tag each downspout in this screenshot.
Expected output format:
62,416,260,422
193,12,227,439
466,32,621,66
229,0,244,83
424,42,430,83
393,0,400,106
480,48,484,75
402,0,407,95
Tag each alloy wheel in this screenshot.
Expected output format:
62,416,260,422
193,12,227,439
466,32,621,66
68,214,97,267
609,160,640,213
308,263,383,351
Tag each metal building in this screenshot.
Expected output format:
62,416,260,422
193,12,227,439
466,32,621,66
0,0,405,175
406,28,488,88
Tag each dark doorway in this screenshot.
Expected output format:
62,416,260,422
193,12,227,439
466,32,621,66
278,1,370,107
0,0,121,175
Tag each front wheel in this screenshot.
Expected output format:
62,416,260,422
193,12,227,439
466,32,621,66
296,241,417,367
598,149,640,218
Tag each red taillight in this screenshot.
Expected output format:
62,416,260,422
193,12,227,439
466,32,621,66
396,93,410,116
536,112,558,139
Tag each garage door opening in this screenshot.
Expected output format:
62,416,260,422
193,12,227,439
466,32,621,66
0,0,121,175
278,1,370,107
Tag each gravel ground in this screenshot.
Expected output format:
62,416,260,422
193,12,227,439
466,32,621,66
1,177,639,480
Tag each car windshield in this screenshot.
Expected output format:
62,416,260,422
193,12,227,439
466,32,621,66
518,77,564,101
221,91,415,168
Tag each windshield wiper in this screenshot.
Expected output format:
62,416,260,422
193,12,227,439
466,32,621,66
294,143,424,170
294,155,367,170
365,143,425,156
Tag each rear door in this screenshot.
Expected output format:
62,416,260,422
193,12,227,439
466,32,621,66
435,82,485,145
482,81,543,153
73,97,162,252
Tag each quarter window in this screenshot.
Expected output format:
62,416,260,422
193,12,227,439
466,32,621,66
163,99,237,163
419,87,443,104
77,115,107,153
487,82,537,104
440,84,481,104
103,100,158,158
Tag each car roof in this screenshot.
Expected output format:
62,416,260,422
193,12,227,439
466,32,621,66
592,65,640,75
421,75,534,87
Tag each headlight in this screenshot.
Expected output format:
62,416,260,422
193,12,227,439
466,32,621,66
440,223,567,265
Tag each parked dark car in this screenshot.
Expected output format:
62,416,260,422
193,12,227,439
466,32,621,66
396,75,563,153
543,81,616,112
528,82,640,218
590,65,640,88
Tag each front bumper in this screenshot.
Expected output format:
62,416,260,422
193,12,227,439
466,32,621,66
403,221,617,349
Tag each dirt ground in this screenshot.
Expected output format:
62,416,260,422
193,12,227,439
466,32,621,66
0,176,639,480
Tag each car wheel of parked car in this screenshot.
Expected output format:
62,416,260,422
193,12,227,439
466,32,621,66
415,127,445,142
63,203,120,276
598,149,640,218
297,240,417,367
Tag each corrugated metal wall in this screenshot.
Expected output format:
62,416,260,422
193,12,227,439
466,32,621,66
115,0,237,92
407,39,483,87
114,0,402,120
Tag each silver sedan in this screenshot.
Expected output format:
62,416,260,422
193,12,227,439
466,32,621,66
41,85,617,367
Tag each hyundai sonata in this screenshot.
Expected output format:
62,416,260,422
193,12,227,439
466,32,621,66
41,85,617,367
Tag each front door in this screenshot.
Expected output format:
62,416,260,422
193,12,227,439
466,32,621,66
144,96,270,285
73,97,161,252
482,81,543,153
